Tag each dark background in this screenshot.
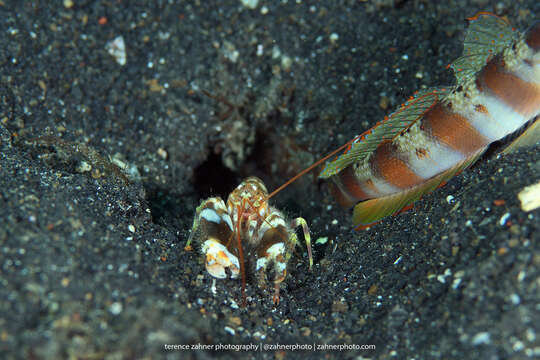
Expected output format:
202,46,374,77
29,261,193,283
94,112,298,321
1,1,538,358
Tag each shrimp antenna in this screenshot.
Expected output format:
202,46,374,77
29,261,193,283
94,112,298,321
266,140,354,200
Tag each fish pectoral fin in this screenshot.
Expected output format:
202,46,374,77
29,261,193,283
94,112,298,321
352,149,486,229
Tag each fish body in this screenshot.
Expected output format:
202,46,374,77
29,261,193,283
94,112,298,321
319,13,540,229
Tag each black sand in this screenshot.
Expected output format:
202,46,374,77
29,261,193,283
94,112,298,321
1,1,538,358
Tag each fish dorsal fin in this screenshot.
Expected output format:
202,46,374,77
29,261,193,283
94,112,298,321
319,87,449,178
449,12,517,84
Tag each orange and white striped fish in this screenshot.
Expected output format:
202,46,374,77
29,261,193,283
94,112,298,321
319,12,540,230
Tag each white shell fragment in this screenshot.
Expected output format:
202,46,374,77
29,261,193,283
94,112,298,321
240,0,258,9
106,36,127,66
499,212,511,226
517,181,540,212
224,326,235,335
